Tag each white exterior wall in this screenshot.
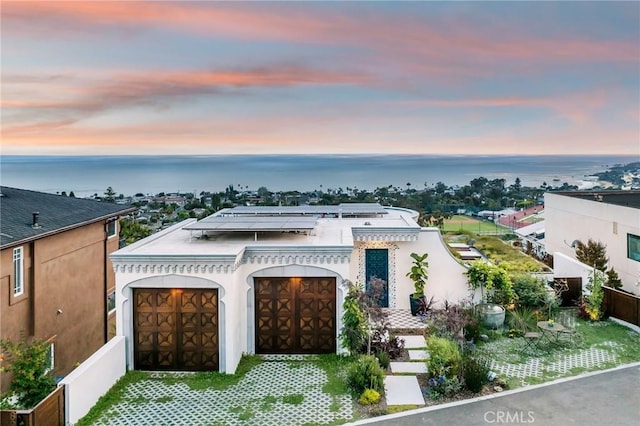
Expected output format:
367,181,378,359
392,228,471,308
111,206,475,375
59,336,126,425
553,252,594,292
545,193,640,293
114,252,351,374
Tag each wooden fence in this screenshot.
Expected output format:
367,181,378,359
602,286,640,327
0,386,64,426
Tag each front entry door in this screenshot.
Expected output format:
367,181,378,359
365,249,389,307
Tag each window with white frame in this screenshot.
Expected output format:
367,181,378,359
13,247,24,296
45,342,55,373
107,291,116,314
107,220,117,238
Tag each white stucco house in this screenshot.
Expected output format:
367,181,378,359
110,203,469,374
545,191,640,293
514,221,547,259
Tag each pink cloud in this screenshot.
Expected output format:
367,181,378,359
389,88,619,125
1,66,371,134
4,2,637,71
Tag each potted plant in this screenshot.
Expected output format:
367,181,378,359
466,261,514,329
407,252,429,316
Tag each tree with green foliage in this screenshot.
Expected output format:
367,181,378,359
0,338,56,409
584,269,605,321
119,218,152,245
575,239,608,271
606,268,622,290
104,186,117,203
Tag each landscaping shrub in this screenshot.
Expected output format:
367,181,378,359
466,261,515,306
427,375,462,400
507,328,524,338
358,389,381,405
512,274,549,309
426,336,462,380
427,300,478,345
340,282,368,355
506,307,537,333
375,351,390,370
583,271,605,321
347,355,385,395
370,333,405,360
462,356,489,393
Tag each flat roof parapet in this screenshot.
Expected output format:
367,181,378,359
219,203,388,217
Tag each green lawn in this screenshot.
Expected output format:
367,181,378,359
473,235,550,272
442,215,509,234
475,318,640,387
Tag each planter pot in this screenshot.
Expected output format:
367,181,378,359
409,294,423,316
479,303,505,329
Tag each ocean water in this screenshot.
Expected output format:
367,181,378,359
0,155,636,198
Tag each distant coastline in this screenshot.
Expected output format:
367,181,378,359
1,154,637,198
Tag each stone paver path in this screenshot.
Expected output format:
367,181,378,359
91,359,353,426
390,362,428,374
408,349,430,360
385,334,429,406
384,376,425,406
398,335,427,349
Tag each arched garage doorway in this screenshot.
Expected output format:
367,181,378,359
254,277,336,354
248,266,346,355
127,275,225,371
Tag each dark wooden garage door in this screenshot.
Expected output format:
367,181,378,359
255,277,336,354
133,288,218,371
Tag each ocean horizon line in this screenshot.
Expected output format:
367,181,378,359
1,154,637,197
2,153,638,158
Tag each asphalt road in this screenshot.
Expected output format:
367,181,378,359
350,363,640,426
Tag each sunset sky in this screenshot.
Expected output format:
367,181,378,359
1,1,639,156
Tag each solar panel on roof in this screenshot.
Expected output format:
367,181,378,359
220,203,387,216
183,215,318,232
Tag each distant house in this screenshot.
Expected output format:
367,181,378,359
111,203,470,374
545,191,640,293
0,187,136,391
515,221,547,259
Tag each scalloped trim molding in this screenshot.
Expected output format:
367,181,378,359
356,241,398,308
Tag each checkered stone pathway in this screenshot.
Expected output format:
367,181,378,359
488,342,620,382
91,359,353,426
384,309,427,329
